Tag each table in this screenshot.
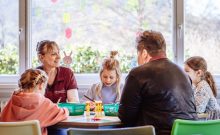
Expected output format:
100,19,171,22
49,115,122,135
198,113,208,118
54,115,122,128
198,113,208,120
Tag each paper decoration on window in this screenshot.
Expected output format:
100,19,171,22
63,13,70,23
33,8,42,17
63,51,73,67
51,0,58,3
65,28,72,39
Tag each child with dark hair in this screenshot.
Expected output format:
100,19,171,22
184,56,220,113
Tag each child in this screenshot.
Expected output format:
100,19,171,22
83,51,123,105
0,69,69,135
184,56,219,113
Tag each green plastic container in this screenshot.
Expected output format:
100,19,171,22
103,103,119,116
58,103,85,116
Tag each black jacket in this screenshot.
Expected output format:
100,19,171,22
118,58,198,135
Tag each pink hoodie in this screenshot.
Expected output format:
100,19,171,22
0,92,69,135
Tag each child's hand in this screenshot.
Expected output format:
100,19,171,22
90,102,95,111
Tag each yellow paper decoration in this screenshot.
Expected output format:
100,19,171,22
63,13,70,23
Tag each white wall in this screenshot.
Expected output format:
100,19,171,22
1,74,220,104
0,74,127,100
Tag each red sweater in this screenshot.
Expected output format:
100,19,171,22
0,92,69,135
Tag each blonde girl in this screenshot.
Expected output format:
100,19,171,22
0,69,69,135
83,51,123,104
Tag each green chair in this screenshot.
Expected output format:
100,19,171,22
0,120,42,135
171,119,220,135
68,125,155,135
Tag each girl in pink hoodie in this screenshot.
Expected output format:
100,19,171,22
0,69,69,135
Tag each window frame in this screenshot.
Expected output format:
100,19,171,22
0,0,26,84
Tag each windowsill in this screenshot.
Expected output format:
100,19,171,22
1,73,220,88
0,73,128,88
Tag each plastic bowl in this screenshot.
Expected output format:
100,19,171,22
58,103,85,116
103,103,119,116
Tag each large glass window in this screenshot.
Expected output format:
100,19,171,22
184,0,220,74
30,0,173,73
1,0,220,85
0,0,19,75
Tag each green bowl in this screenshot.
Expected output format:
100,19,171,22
103,103,119,116
58,103,85,116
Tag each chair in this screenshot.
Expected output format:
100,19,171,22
171,119,220,135
0,120,42,135
67,125,155,135
0,98,9,112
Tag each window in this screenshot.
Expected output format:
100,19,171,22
184,0,220,74
30,0,173,73
1,0,220,85
0,0,19,75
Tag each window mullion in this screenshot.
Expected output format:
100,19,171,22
173,0,184,66
19,0,27,74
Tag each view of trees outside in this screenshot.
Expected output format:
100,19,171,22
31,0,172,73
0,0,19,75
1,0,220,75
185,0,220,74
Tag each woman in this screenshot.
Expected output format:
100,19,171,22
36,40,79,103
184,56,219,113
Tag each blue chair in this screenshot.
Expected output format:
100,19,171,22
68,125,156,135
171,119,220,135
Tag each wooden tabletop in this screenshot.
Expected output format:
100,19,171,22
53,115,122,128
198,113,208,120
